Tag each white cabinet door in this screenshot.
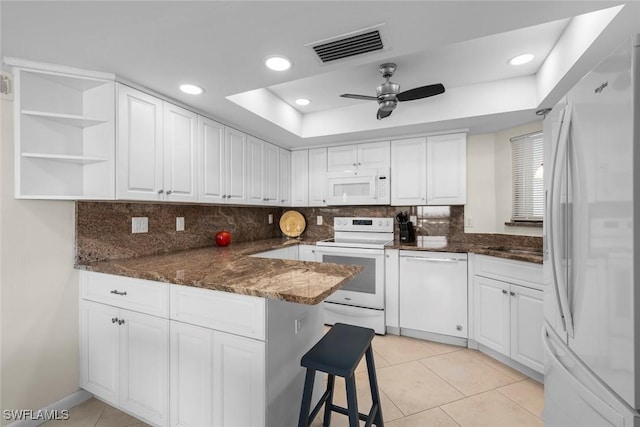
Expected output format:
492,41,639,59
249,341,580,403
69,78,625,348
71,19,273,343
291,150,309,206
510,284,544,372
246,136,265,204
327,145,358,172
225,128,247,204
474,276,510,356
426,133,466,205
170,321,214,427
278,148,291,206
308,148,327,206
213,331,266,427
357,141,390,170
163,102,198,202
263,142,279,205
385,249,400,330
80,301,120,406
298,245,316,262
198,116,226,203
117,85,164,201
391,137,427,205
120,308,169,427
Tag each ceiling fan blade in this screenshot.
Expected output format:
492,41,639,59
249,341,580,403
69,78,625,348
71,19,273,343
377,108,393,120
340,94,379,101
397,83,445,102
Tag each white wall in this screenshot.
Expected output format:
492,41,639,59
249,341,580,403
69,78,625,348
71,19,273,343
1,97,80,425
465,121,543,236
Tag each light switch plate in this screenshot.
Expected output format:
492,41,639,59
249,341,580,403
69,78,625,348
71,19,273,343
176,217,185,231
317,216,323,225
132,217,148,233
268,214,273,224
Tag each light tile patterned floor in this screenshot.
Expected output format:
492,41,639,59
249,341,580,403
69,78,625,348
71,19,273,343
44,332,543,427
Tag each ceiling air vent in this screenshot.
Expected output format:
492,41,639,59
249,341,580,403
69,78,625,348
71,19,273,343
312,30,384,63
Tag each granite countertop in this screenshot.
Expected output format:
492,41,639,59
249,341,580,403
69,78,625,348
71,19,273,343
390,240,543,264
75,238,362,305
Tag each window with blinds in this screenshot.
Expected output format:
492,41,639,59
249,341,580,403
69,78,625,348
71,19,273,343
511,131,543,221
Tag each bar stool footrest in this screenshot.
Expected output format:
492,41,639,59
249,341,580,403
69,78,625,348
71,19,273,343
329,403,378,424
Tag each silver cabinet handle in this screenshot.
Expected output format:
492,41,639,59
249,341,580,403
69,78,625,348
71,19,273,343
158,189,164,194
110,290,127,296
166,190,172,195
502,289,508,294
112,317,118,323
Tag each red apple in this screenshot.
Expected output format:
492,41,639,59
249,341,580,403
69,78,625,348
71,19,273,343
215,231,232,247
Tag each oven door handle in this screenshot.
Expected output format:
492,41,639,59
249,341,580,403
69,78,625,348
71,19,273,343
402,257,462,263
314,246,384,256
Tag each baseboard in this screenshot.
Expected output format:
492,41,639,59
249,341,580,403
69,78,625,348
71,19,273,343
385,326,400,335
477,344,544,383
400,327,468,347
6,389,92,427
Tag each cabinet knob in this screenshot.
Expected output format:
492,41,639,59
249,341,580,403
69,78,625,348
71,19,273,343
110,289,127,296
222,195,227,198
358,162,362,166
510,291,516,296
456,325,463,331
118,319,125,325
166,190,172,195
353,163,357,166
158,189,164,194
112,317,118,324
502,289,508,294
281,199,285,203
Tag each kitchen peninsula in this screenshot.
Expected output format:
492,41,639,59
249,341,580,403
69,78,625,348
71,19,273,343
75,238,362,427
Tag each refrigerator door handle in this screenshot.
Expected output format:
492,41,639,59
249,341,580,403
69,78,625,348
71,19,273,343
548,102,575,337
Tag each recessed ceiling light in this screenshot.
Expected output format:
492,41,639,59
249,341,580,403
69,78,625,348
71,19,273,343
265,56,292,71
508,53,535,66
179,84,204,95
295,98,311,106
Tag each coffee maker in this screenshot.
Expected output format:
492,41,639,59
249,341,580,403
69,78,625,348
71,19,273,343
396,212,415,243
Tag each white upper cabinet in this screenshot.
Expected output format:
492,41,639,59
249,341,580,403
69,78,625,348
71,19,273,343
426,133,466,205
291,150,309,207
117,85,198,202
225,127,248,204
308,147,327,206
163,102,198,202
198,116,226,203
391,137,427,205
247,137,279,205
117,84,164,201
278,148,291,206
327,141,390,172
12,61,116,200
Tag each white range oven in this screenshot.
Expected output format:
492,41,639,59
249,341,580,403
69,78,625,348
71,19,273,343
315,217,394,334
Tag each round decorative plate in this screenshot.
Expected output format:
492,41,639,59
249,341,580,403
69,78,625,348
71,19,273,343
279,210,306,237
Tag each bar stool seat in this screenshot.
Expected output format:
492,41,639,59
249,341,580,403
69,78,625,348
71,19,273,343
298,323,384,427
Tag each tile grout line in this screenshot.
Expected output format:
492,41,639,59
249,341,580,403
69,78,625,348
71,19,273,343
495,380,544,420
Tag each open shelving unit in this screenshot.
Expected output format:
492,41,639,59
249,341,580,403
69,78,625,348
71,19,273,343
11,60,116,199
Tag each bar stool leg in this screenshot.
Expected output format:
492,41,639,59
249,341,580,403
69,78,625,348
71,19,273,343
345,376,360,427
365,347,384,426
298,368,316,427
323,374,335,427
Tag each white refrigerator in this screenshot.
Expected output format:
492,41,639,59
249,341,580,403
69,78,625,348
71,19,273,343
543,35,640,426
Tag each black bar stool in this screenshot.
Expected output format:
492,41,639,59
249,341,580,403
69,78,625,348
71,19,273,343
298,323,384,427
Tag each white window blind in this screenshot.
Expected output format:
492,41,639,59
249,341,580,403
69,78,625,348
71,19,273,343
511,131,543,221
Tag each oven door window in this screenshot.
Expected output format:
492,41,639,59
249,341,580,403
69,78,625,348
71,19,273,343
323,255,376,294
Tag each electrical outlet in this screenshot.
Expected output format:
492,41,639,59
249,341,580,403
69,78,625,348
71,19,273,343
176,217,185,231
132,217,148,233
465,216,473,227
268,214,273,224
294,312,308,335
317,216,323,225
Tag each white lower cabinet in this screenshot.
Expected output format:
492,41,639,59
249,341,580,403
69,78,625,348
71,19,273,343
169,321,265,427
81,300,169,427
472,255,544,373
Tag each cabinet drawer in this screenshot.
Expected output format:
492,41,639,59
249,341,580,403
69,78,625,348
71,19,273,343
81,271,169,317
170,284,266,340
474,254,543,290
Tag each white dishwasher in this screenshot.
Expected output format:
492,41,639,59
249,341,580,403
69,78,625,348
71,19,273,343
399,251,468,344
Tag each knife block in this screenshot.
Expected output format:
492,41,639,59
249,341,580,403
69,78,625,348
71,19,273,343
399,222,415,243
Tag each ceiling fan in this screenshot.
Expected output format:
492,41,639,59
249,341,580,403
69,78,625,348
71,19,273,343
340,63,445,120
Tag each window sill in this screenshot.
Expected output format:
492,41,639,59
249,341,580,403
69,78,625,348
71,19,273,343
505,221,543,228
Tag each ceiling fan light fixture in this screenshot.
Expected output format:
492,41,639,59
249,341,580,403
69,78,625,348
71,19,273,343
295,98,311,106
179,84,204,95
265,56,292,71
508,53,534,66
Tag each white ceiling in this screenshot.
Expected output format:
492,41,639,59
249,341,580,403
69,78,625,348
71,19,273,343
2,1,639,148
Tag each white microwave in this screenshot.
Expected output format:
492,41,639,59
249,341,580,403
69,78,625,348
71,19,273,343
325,168,390,205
